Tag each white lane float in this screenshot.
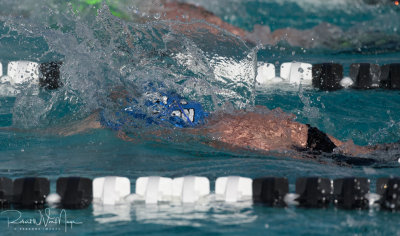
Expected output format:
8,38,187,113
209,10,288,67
172,176,210,203
256,62,313,88
93,176,131,205
280,62,313,85
0,61,40,96
7,61,39,85
256,62,276,85
135,176,173,204
215,176,253,203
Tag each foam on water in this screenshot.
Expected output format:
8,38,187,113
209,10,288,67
0,1,258,129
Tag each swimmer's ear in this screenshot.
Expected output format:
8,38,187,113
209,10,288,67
39,62,63,90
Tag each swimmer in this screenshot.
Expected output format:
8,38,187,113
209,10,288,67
150,0,400,49
56,88,373,157
70,0,399,49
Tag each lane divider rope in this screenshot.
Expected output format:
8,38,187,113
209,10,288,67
0,61,400,97
0,176,399,211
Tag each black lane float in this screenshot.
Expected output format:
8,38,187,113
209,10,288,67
0,177,13,208
377,177,400,211
333,177,370,209
252,177,288,207
312,63,343,91
295,177,331,208
13,177,50,209
56,177,93,209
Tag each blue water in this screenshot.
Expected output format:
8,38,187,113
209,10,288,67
1,0,400,235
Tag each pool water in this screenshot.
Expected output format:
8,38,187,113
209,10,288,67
1,0,400,235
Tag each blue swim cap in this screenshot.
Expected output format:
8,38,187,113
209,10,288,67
100,91,208,130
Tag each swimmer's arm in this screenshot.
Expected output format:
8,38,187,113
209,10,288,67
0,112,102,136
116,130,136,142
327,135,373,156
57,112,102,136
58,87,139,137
